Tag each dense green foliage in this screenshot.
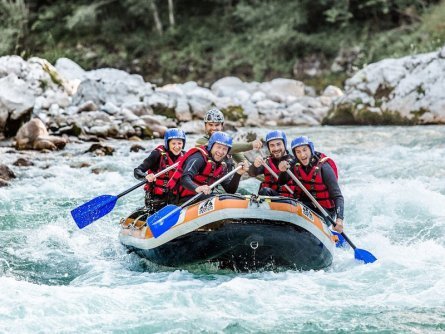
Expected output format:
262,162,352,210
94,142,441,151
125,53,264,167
1,0,444,88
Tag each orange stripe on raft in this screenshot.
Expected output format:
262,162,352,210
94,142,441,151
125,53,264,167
144,226,154,238
139,199,333,242
182,198,249,223
268,202,331,239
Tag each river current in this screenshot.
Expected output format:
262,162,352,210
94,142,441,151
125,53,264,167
1,126,444,333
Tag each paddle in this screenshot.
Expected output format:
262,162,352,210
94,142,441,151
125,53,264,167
285,169,377,264
71,162,179,229
147,165,244,238
258,152,294,194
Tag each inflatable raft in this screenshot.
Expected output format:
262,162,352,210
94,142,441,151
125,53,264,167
119,194,337,271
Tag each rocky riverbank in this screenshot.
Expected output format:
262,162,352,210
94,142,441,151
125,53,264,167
1,47,444,186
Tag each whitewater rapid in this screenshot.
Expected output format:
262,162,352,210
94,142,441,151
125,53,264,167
1,126,444,333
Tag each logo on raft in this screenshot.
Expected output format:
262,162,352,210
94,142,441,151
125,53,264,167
198,198,216,216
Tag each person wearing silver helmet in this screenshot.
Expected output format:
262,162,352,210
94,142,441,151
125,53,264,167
195,108,263,163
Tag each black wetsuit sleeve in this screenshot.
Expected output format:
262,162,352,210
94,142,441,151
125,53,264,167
220,172,242,193
248,164,264,177
180,152,206,192
134,150,162,180
321,163,344,219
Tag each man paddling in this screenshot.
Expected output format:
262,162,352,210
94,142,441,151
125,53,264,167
278,136,344,233
134,128,186,214
168,131,249,205
249,130,295,197
195,108,263,162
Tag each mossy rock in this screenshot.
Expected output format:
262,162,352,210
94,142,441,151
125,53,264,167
355,107,415,125
323,103,416,125
152,105,176,119
374,84,394,100
41,62,63,87
141,126,154,139
410,108,428,119
221,106,245,122
322,103,356,125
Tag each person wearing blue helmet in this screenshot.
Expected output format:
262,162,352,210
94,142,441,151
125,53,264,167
134,128,186,213
168,131,249,205
195,108,263,163
278,136,344,233
248,130,295,197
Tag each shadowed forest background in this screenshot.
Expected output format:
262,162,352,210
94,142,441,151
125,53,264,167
1,0,444,90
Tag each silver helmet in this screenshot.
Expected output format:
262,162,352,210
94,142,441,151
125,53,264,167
204,108,225,123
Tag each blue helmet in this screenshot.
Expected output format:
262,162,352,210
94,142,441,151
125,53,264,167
291,136,315,155
265,130,287,149
207,131,233,152
164,128,186,148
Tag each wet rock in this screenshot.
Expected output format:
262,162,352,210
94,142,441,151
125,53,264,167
130,144,145,152
0,164,16,180
13,158,34,167
55,123,83,136
91,167,107,174
85,143,115,156
70,162,91,168
78,134,100,142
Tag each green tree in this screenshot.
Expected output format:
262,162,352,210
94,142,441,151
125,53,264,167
0,0,28,55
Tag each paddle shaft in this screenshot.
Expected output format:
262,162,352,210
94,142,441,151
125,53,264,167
260,160,295,194
155,165,244,223
285,169,358,249
117,162,179,198
257,150,294,194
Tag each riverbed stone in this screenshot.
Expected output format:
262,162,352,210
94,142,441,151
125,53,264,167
15,118,67,150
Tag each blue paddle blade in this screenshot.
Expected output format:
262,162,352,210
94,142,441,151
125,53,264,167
354,248,377,264
71,195,117,229
147,204,182,238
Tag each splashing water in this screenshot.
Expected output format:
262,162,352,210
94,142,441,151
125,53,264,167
1,126,444,333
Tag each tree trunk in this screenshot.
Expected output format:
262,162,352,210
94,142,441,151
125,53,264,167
149,0,163,35
168,0,175,27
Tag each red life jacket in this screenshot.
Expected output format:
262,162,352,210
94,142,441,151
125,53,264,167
260,155,295,197
292,152,338,209
144,145,184,196
167,146,228,197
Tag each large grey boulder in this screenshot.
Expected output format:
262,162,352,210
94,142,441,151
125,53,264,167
0,74,35,134
325,46,445,125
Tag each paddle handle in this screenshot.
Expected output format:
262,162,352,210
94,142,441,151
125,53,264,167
285,169,358,250
154,165,244,223
260,161,294,194
117,162,179,199
258,150,294,194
